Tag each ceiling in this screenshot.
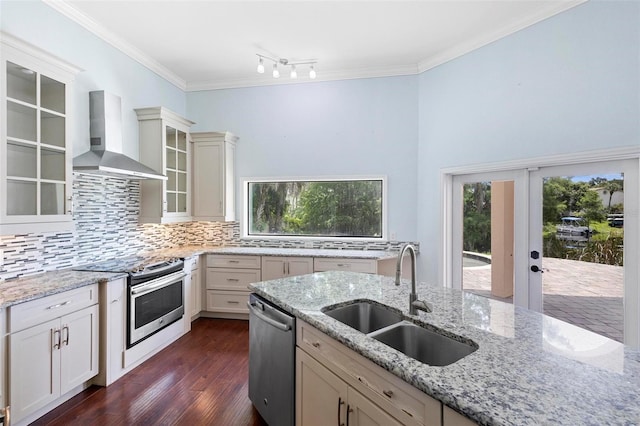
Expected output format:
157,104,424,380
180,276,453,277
46,0,585,91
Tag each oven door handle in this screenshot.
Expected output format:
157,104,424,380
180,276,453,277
131,271,186,296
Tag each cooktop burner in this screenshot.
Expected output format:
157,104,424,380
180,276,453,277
74,255,182,275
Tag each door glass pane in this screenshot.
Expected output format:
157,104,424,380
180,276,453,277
41,111,65,147
177,130,186,151
7,62,36,104
178,193,187,213
541,174,624,342
166,147,176,170
166,126,176,148
7,101,37,141
167,193,176,212
462,181,514,304
177,171,186,192
41,182,65,215
7,142,37,178
41,75,65,113
178,151,187,172
41,148,65,181
166,171,176,191
7,180,37,215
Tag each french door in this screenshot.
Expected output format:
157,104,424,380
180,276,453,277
446,152,639,347
529,159,639,346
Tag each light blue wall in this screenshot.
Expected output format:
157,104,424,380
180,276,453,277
187,77,419,240
417,0,640,282
0,1,186,161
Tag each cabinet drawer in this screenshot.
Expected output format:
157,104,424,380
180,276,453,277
206,268,261,290
206,290,250,313
313,258,377,274
207,255,261,269
298,321,439,426
9,284,98,333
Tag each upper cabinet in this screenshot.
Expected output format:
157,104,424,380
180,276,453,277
135,107,195,224
0,33,81,235
191,131,238,222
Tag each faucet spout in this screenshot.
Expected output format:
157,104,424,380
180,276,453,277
395,243,420,315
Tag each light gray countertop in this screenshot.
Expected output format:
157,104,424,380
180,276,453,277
0,270,125,308
149,245,400,260
0,246,398,308
249,271,640,426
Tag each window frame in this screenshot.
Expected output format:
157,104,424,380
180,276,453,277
242,175,388,241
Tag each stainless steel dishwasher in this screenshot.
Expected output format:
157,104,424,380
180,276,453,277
248,293,296,426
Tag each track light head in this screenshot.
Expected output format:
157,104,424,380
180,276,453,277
309,65,316,79
290,65,297,79
272,63,280,78
257,57,265,74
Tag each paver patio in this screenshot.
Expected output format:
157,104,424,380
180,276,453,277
463,257,624,342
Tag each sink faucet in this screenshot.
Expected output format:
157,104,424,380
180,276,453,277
395,243,431,315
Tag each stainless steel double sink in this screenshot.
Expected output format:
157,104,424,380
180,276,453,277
322,301,477,366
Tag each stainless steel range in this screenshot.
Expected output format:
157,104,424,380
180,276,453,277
75,256,185,348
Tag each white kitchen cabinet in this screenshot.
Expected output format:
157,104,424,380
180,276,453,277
135,106,195,224
205,255,261,318
313,258,378,274
189,255,202,320
0,33,80,235
443,406,478,426
261,256,313,281
96,278,126,387
297,320,440,426
191,131,238,221
0,308,7,425
8,285,99,424
296,349,402,426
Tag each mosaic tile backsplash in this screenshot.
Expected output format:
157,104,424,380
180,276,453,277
0,174,414,281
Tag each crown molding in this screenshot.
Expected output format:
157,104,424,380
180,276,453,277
1,31,83,77
418,0,587,73
186,64,419,92
43,0,187,90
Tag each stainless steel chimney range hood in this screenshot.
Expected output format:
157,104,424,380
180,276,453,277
73,91,167,180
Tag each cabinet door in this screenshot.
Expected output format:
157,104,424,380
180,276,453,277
9,318,60,422
261,257,288,280
191,267,201,319
60,304,99,394
193,140,223,218
296,349,348,426
1,37,79,234
287,257,313,277
347,389,403,426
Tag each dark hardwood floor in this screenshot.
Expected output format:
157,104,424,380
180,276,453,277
32,318,268,426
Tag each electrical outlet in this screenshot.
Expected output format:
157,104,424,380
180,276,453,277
390,232,397,241
227,229,234,239
304,241,314,248
0,249,4,267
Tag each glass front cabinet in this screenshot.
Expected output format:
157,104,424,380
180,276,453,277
135,107,194,224
1,34,81,234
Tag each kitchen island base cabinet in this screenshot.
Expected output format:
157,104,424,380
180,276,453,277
297,349,402,426
297,320,440,426
8,285,99,425
443,406,477,426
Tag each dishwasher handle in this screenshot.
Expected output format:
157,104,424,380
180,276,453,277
248,301,292,332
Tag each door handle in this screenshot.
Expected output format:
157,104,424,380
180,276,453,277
531,265,544,273
247,302,291,331
338,397,345,426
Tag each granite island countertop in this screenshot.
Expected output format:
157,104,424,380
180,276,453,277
249,271,640,426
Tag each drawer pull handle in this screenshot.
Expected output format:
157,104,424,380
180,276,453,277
383,389,394,398
228,260,240,263
52,328,61,350
226,300,240,304
111,298,120,304
402,409,414,417
62,325,70,346
47,300,71,310
227,278,240,282
312,342,321,348
337,264,349,267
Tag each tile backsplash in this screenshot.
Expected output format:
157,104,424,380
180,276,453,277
0,174,415,281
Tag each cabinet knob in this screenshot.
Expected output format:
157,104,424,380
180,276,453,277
383,389,394,398
312,342,321,348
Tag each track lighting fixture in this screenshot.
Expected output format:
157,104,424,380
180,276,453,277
256,54,317,80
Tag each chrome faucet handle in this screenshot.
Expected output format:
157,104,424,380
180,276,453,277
411,299,432,313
